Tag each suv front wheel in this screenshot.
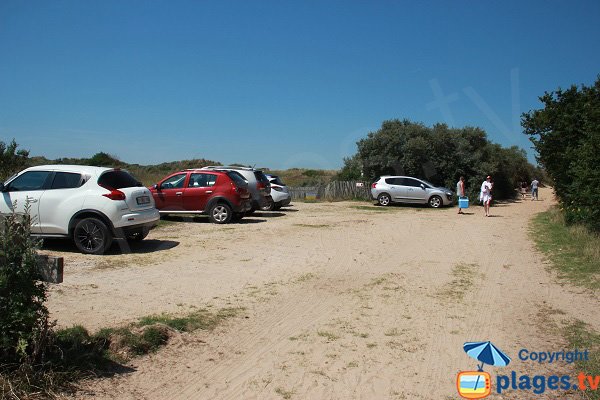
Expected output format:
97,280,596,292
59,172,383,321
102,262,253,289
73,218,113,255
428,195,442,208
208,203,232,224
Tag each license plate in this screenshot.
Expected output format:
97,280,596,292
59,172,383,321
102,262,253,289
136,196,150,205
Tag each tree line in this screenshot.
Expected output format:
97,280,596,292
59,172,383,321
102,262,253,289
337,120,542,201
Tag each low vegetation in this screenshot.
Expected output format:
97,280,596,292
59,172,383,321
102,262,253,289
532,207,600,290
23,151,338,188
0,306,242,399
532,207,599,399
563,321,600,400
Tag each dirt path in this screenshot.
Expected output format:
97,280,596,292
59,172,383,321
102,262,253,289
46,188,598,399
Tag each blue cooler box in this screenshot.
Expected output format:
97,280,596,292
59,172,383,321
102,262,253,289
458,197,469,208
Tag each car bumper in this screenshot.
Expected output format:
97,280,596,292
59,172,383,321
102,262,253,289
114,208,160,229
443,193,454,205
113,209,159,238
271,190,291,204
278,197,291,207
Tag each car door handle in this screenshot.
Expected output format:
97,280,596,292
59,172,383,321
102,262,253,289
26,197,39,203
175,192,183,196
206,191,213,194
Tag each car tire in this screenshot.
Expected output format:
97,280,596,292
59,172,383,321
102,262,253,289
377,193,391,206
73,218,113,255
208,202,233,224
428,195,443,208
260,198,276,211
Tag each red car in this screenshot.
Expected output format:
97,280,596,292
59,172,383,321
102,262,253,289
149,169,252,224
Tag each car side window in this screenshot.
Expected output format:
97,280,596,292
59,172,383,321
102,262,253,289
6,171,52,191
188,173,218,188
50,172,83,189
385,178,405,185
161,173,187,189
405,179,423,187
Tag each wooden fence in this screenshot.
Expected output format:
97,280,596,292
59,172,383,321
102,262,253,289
287,181,372,201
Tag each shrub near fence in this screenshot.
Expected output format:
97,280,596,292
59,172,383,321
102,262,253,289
288,181,371,201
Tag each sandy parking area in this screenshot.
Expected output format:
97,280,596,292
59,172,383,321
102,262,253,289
45,187,598,399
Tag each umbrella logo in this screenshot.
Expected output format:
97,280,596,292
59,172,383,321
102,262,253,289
457,341,511,399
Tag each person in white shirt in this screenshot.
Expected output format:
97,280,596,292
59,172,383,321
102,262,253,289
531,178,539,201
479,175,493,217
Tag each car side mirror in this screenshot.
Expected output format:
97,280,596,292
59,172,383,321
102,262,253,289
420,184,425,190
153,183,161,191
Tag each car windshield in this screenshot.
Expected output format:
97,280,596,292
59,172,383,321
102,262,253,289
420,179,436,188
98,170,142,189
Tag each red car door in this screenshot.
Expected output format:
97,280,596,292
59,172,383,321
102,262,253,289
153,172,188,211
182,173,219,211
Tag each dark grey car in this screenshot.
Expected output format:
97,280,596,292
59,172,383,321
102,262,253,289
371,176,453,208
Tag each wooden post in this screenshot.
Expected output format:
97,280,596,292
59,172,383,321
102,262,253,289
36,255,63,284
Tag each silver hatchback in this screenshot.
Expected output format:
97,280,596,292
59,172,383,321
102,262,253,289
371,176,454,208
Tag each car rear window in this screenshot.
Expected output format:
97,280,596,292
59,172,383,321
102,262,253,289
254,171,270,184
269,176,286,186
227,171,248,186
98,170,141,189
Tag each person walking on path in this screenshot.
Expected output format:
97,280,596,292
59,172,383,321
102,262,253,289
480,176,493,217
531,178,539,201
520,180,528,199
457,176,466,214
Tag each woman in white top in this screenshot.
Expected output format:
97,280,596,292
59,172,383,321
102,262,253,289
480,176,493,217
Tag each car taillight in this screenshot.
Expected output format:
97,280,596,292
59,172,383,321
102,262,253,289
371,183,377,188
103,189,126,201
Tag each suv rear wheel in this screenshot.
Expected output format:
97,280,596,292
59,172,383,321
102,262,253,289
73,218,113,255
377,193,391,206
260,198,275,211
208,203,232,224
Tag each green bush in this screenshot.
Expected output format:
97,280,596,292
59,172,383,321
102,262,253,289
523,77,600,232
0,207,49,365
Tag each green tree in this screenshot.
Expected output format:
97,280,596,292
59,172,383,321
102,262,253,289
0,139,29,181
342,119,535,201
522,77,600,231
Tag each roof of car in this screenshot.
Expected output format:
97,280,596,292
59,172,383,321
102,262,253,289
202,165,257,171
182,168,229,173
24,165,113,174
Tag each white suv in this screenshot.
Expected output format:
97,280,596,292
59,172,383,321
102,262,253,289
0,165,160,254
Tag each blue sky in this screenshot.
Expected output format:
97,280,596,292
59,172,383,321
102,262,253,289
1,1,599,169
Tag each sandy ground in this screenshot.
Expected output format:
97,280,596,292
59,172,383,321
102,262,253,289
44,187,598,399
